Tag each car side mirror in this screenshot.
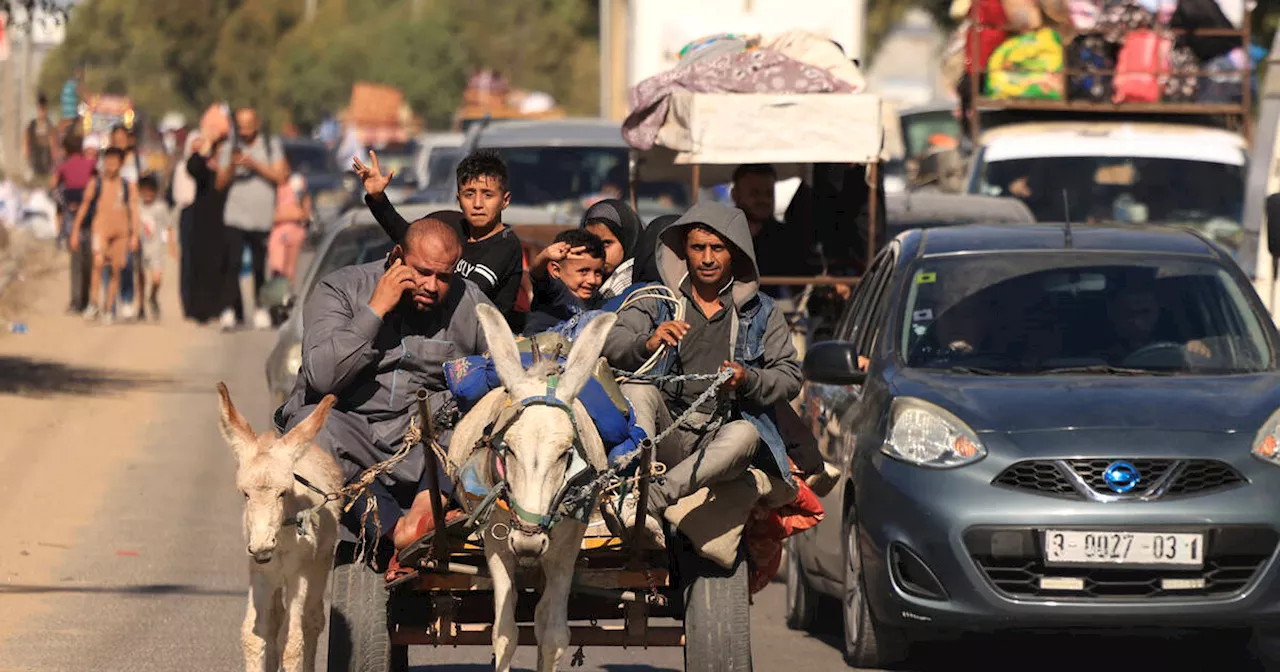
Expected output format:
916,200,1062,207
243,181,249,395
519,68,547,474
803,341,867,386
1267,193,1280,258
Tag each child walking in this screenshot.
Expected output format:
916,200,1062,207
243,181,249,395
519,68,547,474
137,174,176,320
70,147,138,324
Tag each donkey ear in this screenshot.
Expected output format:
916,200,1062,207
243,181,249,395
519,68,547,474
216,382,256,457
555,312,617,403
281,394,336,461
477,303,527,390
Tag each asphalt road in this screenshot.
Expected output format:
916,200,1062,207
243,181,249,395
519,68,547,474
0,247,1272,671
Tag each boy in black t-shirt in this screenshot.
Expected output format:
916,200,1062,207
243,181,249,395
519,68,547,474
355,149,524,315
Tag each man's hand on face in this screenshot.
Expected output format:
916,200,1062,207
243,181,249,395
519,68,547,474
369,257,415,317
352,151,393,197
645,320,690,354
720,361,747,390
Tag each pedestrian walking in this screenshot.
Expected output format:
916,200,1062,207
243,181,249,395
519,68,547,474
185,129,234,324
220,107,288,331
136,174,175,321
51,134,96,311
24,94,57,181
170,131,200,319
70,147,139,325
267,171,310,285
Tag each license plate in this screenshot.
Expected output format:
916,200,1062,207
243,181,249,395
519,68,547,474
1043,530,1204,568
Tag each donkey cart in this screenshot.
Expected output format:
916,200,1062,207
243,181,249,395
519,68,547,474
329,377,752,672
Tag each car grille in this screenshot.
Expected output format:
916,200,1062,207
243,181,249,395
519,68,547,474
965,527,1277,601
993,459,1245,500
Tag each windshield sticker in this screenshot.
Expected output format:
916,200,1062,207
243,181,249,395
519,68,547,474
915,271,937,284
912,309,934,322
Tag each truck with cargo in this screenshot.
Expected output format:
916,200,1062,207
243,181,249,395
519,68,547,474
959,0,1259,274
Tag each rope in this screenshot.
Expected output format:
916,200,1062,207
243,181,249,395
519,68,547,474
554,368,735,516
613,286,685,381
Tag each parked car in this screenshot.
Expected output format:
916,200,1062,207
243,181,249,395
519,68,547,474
282,138,359,241
414,132,464,190
264,222,395,408
790,223,1280,668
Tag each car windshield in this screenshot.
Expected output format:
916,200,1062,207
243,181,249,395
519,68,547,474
306,229,395,296
976,155,1245,259
285,143,339,176
900,254,1273,375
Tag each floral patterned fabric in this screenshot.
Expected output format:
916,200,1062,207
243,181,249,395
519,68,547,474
622,48,852,152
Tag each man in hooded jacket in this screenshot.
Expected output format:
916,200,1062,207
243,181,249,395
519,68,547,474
603,202,802,517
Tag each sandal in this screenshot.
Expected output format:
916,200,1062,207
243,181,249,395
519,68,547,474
396,509,469,569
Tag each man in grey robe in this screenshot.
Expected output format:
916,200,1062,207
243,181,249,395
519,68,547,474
276,217,491,558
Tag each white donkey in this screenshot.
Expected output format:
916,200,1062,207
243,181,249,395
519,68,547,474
217,382,343,672
450,304,615,672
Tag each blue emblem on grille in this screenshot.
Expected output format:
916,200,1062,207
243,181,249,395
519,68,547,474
1103,461,1141,494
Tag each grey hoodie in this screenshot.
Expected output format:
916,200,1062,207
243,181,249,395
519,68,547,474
603,202,801,409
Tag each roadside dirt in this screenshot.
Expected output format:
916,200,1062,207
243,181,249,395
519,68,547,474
0,244,222,639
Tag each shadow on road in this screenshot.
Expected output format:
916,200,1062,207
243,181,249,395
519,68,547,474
0,356,196,398
801,621,1267,671
0,582,244,598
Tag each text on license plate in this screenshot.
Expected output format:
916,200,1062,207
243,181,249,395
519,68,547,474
1043,530,1204,567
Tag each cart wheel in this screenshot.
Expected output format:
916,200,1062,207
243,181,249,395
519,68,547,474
680,541,752,672
783,538,818,632
328,560,404,672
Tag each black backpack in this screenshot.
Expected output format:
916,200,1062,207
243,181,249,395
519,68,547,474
81,176,131,230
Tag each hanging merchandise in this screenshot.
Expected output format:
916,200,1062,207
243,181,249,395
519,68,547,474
968,0,1011,74
1197,45,1262,104
1001,0,1044,32
1097,0,1156,43
1040,0,1079,42
1171,0,1237,62
1113,29,1171,103
1162,44,1200,102
986,28,1067,100
1067,0,1103,30
1067,35,1117,102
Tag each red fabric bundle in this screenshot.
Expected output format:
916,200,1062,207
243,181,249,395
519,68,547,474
745,473,826,595
967,0,1011,73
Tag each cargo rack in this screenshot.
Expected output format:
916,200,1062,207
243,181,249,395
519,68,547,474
966,3,1258,142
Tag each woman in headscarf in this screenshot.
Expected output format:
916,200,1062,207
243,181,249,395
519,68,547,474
632,213,678,285
580,198,643,298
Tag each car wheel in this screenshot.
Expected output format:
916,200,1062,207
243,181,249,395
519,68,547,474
784,537,819,631
842,505,908,668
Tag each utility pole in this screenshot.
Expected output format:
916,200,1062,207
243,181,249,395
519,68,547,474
304,0,317,22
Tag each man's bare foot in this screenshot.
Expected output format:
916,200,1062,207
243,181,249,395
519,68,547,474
392,491,452,550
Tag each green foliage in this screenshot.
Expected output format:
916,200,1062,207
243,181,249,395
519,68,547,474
33,0,601,132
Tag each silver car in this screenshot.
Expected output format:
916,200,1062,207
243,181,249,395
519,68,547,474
789,223,1280,668
264,222,395,408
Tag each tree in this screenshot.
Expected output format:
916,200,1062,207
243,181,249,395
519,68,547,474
210,0,302,114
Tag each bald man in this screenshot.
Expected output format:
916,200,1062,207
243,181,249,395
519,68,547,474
276,217,492,567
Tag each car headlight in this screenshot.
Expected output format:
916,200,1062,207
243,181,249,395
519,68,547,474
882,398,986,468
1251,407,1280,466
285,343,303,378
